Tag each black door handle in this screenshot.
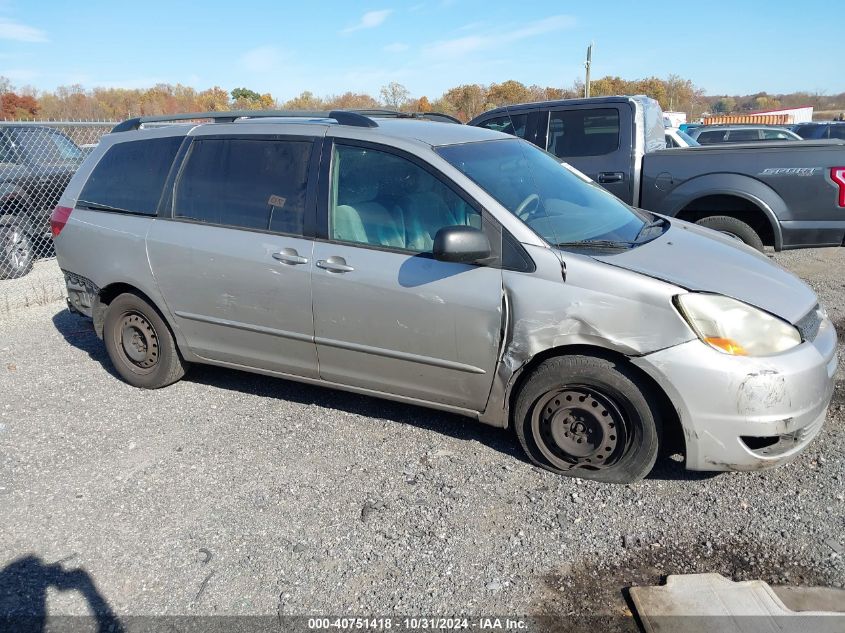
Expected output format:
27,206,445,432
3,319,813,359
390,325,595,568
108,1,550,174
598,172,624,184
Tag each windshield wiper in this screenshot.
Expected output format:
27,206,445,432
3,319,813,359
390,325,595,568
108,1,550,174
635,216,668,242
76,200,132,213
555,239,637,249
641,216,666,230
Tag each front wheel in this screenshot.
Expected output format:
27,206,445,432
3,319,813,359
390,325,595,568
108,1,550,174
513,355,661,484
695,215,764,251
0,225,34,279
103,293,187,389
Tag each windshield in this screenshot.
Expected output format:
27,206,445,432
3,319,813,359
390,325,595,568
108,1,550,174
436,138,648,247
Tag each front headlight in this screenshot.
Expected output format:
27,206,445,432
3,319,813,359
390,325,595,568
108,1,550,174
674,293,801,356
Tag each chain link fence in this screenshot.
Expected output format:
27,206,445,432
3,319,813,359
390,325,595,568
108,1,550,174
0,121,116,313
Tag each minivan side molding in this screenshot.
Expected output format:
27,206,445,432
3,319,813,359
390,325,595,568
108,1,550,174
174,310,487,375
315,336,487,375
174,310,313,343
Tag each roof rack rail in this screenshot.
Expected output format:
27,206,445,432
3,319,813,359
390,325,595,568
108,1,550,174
329,110,379,128
351,109,462,124
110,109,378,133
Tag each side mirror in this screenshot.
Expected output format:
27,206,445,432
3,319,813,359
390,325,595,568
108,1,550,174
433,226,492,263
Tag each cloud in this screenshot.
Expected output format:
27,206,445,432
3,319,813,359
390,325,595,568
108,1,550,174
240,45,283,73
0,17,47,42
342,9,391,33
384,42,409,53
424,14,575,59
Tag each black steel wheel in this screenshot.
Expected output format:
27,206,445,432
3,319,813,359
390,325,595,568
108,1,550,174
103,292,186,389
531,387,629,471
514,355,661,483
116,312,160,371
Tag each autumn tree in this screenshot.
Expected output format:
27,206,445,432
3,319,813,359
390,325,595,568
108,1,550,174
379,82,410,109
439,84,487,121
415,96,431,112
283,91,324,110
10,73,844,123
486,80,532,107
323,92,380,110
1,92,39,119
197,86,230,111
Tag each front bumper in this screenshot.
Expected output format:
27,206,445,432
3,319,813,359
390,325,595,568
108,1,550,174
632,315,838,471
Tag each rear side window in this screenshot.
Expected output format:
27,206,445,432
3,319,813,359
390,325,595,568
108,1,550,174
477,113,529,138
727,130,759,142
762,129,793,140
173,138,312,234
696,130,726,144
547,108,620,158
830,126,845,140
79,136,183,215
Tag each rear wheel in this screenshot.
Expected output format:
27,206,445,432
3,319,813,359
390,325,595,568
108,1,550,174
695,215,764,251
103,293,186,388
0,225,33,279
514,355,661,484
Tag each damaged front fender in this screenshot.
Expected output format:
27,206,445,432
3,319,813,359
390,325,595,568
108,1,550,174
479,244,695,427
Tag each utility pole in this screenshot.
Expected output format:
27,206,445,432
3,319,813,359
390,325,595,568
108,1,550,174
584,43,593,98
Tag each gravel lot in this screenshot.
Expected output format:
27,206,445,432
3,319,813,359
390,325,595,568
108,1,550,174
1,250,843,629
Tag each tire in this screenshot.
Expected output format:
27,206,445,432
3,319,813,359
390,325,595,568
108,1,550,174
0,225,34,279
695,215,764,251
103,292,186,389
513,355,661,484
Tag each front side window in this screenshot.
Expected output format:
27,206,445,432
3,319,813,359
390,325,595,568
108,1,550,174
174,138,312,233
762,129,792,140
547,108,620,158
437,138,647,247
78,136,183,215
477,113,529,139
330,144,480,253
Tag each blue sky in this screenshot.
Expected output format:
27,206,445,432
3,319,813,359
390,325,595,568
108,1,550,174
1,0,841,99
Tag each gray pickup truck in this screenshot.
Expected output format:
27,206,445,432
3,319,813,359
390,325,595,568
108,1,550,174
469,96,845,251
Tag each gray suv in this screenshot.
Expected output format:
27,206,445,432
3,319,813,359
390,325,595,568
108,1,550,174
689,125,802,144
51,110,837,483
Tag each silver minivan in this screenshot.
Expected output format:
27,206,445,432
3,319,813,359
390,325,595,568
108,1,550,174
51,111,838,483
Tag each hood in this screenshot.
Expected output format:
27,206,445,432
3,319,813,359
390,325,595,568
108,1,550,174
590,221,817,324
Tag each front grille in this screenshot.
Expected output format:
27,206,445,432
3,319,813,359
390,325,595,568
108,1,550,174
795,304,823,342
